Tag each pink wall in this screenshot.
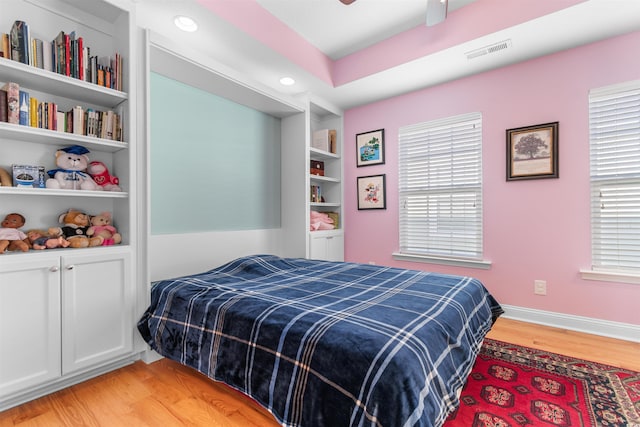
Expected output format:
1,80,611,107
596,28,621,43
344,31,640,325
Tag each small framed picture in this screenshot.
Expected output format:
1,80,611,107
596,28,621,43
356,129,385,167
357,174,386,210
507,122,559,181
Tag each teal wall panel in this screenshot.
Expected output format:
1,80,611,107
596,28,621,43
150,72,281,234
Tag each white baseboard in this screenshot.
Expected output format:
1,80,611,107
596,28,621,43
501,304,640,343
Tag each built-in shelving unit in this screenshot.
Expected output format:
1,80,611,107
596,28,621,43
0,0,137,411
281,95,344,261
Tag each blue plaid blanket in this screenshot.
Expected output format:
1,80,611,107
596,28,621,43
138,255,503,427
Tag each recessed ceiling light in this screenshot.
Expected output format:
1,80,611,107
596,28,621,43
174,16,198,32
280,77,295,86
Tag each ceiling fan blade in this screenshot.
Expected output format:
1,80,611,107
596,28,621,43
339,0,356,4
426,0,448,26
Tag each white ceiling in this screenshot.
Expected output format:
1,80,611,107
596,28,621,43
254,0,477,60
135,0,640,111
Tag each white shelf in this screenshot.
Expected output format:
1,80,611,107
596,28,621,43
0,122,128,153
310,147,340,160
0,187,128,198
310,175,339,183
310,202,340,208
0,57,127,108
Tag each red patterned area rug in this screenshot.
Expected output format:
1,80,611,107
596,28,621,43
444,338,640,427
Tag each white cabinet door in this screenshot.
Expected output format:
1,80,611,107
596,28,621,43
309,232,344,262
0,255,61,399
61,249,133,375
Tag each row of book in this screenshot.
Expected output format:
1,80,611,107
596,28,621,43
310,185,323,203
0,20,123,91
1,81,123,142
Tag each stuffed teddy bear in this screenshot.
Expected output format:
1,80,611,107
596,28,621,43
87,161,121,191
46,145,102,191
87,212,121,246
0,213,31,253
49,209,103,248
27,229,71,250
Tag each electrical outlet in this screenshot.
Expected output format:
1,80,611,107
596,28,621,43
368,261,376,265
534,280,547,295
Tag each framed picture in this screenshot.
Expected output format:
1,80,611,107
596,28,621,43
357,174,386,210
356,129,385,167
506,122,559,181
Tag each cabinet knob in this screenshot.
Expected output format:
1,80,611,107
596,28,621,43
66,265,75,270
50,266,59,272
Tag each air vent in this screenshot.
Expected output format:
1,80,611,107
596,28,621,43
465,39,512,60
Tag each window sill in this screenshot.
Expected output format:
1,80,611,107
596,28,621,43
392,252,492,270
579,269,640,285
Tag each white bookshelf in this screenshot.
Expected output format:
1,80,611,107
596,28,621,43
0,0,137,411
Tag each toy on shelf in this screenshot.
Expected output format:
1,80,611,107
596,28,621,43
310,210,335,231
87,161,121,191
27,229,71,250
0,167,11,186
49,209,103,248
0,213,31,253
87,212,121,245
46,145,102,191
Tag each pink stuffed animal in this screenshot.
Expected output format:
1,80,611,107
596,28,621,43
87,212,122,246
87,161,121,191
310,210,335,231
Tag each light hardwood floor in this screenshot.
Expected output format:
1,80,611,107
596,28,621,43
1,318,638,427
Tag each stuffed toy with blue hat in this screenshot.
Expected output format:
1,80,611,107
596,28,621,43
46,145,102,191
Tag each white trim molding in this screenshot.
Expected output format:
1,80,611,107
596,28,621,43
580,269,640,285
501,304,640,343
392,252,491,270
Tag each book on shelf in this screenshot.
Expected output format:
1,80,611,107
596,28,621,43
72,105,84,135
0,33,8,58
0,89,7,122
42,38,52,71
32,38,44,69
29,95,37,127
18,90,29,126
312,129,337,153
1,81,19,124
0,90,7,122
77,36,84,80
10,20,29,64
310,185,322,203
56,110,65,133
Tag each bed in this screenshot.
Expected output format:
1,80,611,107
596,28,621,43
137,254,503,427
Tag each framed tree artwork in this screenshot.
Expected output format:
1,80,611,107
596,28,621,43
506,122,559,181
356,129,385,167
357,174,386,210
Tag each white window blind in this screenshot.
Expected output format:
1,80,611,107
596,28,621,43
589,80,640,272
398,112,482,260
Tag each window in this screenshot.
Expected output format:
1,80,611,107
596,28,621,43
588,80,640,273
396,113,485,267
